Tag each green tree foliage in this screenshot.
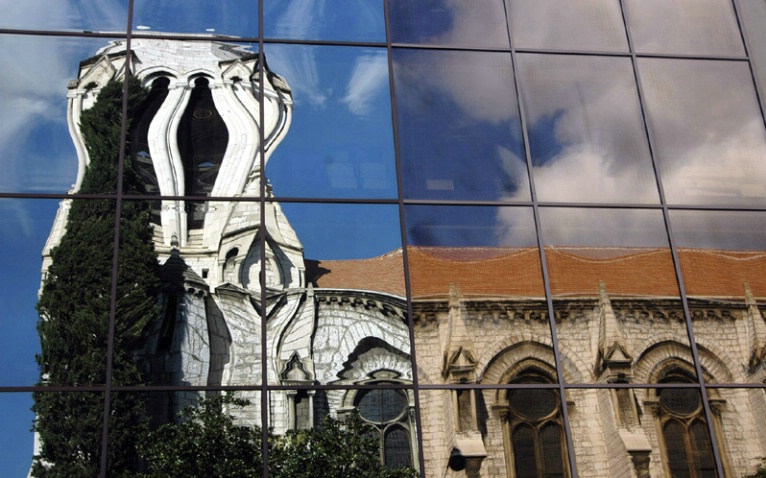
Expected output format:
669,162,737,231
32,78,159,477
140,396,419,478
746,460,766,478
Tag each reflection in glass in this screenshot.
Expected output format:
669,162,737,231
266,44,397,199
570,388,719,477
0,393,34,477
276,203,410,387
0,0,128,32
639,58,766,206
132,0,258,37
419,385,569,478
0,35,115,194
0,199,61,386
388,0,510,48
508,0,628,52
516,54,658,204
405,206,556,385
670,211,766,383
264,0,384,42
739,1,766,102
394,49,528,201
539,207,694,383
30,392,105,476
625,0,744,56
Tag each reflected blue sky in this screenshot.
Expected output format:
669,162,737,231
264,0,384,42
266,44,396,199
133,0,258,37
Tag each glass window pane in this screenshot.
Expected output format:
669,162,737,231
625,0,744,56
0,35,122,194
266,44,397,199
394,49,528,201
405,205,557,384
0,393,35,477
639,58,766,206
739,1,766,103
264,0,384,42
0,199,63,386
508,0,628,52
670,210,766,384
516,54,658,204
540,423,565,477
389,0,510,48
539,207,696,384
665,420,692,477
0,0,128,32
706,388,766,477
132,0,258,37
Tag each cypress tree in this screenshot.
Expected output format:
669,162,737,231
32,78,159,477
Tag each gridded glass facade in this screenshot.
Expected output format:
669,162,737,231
4,1,766,477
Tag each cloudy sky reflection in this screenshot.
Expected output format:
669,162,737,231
265,44,396,199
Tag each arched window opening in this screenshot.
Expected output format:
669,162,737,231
130,75,170,224
352,382,413,469
504,371,568,478
656,371,717,478
178,76,229,229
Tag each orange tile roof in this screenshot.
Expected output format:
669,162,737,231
307,247,766,300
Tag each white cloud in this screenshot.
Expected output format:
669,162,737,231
341,52,387,116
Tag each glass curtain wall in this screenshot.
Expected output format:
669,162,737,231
3,1,766,477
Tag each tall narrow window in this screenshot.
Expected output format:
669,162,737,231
177,77,229,229
656,372,717,478
504,372,567,478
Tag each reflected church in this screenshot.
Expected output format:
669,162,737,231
38,37,766,478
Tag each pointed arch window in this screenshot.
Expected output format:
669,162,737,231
503,371,568,478
655,371,718,478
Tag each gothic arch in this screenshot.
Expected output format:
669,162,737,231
633,338,735,384
479,336,587,385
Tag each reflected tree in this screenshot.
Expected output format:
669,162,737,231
32,78,159,477
140,395,418,478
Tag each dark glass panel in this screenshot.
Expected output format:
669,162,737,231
0,35,122,194
540,423,565,477
264,0,384,42
508,0,628,52
384,426,412,468
265,44,396,199
0,0,128,32
516,54,658,204
625,0,744,56
665,420,692,478
394,49,528,201
389,0,510,48
512,424,538,478
639,58,766,206
132,0,258,37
